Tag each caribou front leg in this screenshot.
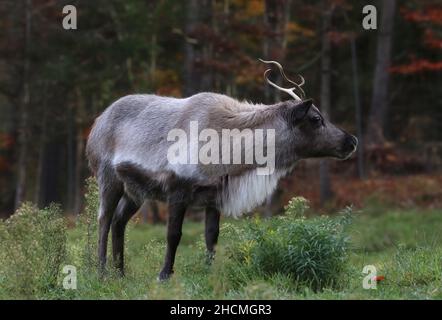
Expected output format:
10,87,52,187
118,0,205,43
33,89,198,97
204,206,220,264
158,196,188,281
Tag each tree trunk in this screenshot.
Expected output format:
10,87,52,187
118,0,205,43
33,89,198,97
184,0,200,96
141,200,161,224
263,0,291,103
366,0,396,145
150,33,157,81
66,103,76,212
73,126,85,215
184,0,213,96
108,4,134,89
73,88,87,215
350,37,366,179
14,0,32,210
34,85,48,207
319,1,334,205
262,0,291,216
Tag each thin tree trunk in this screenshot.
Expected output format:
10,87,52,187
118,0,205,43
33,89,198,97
263,0,291,103
184,0,199,96
150,33,157,81
73,88,86,215
350,37,366,179
73,126,84,215
366,0,396,145
184,0,213,96
67,103,75,212
201,0,214,92
262,0,291,216
34,84,48,207
140,201,149,223
214,0,230,93
109,4,134,89
140,200,161,224
319,1,334,205
15,0,32,210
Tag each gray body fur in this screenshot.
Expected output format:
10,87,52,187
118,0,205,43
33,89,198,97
88,93,295,217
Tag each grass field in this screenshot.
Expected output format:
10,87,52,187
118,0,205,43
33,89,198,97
1,201,442,300
60,206,442,300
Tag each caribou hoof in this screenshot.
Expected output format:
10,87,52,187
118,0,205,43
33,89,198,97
205,250,216,265
158,269,173,282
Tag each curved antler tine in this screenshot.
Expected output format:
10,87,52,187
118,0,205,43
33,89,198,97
275,65,306,100
292,75,306,100
259,59,293,84
259,58,306,100
297,74,305,87
263,69,302,101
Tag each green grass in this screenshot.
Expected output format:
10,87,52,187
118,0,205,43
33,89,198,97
1,202,442,299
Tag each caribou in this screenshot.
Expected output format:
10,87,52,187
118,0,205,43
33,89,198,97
86,60,358,280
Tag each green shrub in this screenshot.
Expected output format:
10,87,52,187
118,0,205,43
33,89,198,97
76,177,99,270
0,203,67,298
223,197,352,291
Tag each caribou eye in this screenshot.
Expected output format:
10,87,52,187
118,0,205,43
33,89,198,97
310,115,322,125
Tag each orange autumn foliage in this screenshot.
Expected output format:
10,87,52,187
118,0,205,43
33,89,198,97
328,31,353,45
285,173,442,211
389,59,442,74
424,29,442,49
0,133,14,149
401,7,442,25
394,5,442,74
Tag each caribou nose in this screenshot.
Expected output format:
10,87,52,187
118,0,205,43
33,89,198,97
343,134,358,153
350,135,358,148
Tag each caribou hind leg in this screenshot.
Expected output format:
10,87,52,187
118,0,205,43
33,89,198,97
204,206,220,264
111,194,139,276
97,166,123,276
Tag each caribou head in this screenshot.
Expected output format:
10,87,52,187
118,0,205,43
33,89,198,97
259,59,358,161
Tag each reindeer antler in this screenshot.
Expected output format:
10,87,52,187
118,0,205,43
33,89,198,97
259,58,306,101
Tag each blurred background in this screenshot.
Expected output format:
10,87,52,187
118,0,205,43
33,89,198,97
0,0,441,221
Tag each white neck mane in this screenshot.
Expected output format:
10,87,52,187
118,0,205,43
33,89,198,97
219,169,287,217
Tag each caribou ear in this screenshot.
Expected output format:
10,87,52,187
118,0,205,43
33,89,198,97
293,99,313,122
